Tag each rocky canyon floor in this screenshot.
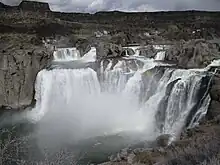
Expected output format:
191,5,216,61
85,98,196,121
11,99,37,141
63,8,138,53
1,1,220,165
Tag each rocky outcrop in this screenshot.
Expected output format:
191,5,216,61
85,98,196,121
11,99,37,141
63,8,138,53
156,134,172,147
76,38,91,57
121,48,135,56
96,42,123,60
165,39,220,68
19,1,50,12
207,74,220,120
0,34,53,110
0,2,6,9
136,45,157,58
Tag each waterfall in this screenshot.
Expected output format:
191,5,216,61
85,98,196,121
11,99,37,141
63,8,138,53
159,70,208,136
155,51,166,61
29,46,212,141
53,48,80,61
53,47,96,62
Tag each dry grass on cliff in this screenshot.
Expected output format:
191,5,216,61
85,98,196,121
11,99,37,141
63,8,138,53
134,123,220,165
163,124,220,165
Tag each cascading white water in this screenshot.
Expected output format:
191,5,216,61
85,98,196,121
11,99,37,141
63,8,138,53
160,70,208,136
29,46,212,143
53,48,80,61
155,51,166,61
53,47,97,62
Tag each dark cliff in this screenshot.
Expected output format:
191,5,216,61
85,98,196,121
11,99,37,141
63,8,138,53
0,2,55,110
1,1,220,40
0,34,53,110
19,1,50,12
0,1,50,11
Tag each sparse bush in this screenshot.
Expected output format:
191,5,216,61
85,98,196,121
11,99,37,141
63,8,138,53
200,157,220,165
0,128,79,165
165,126,220,165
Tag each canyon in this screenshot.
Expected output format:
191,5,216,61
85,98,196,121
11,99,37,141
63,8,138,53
0,1,220,165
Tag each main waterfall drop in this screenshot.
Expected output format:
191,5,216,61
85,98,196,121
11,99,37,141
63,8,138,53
29,46,211,141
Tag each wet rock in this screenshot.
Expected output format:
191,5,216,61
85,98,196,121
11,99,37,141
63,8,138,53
76,38,91,57
206,74,220,120
121,48,135,56
96,42,123,60
156,134,172,147
210,75,220,100
210,84,220,102
165,39,220,68
136,45,157,58
207,100,220,120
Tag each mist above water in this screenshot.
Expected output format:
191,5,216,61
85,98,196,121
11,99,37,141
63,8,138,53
31,68,156,149
22,46,211,151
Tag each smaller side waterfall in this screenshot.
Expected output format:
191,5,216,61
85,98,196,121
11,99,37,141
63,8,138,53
152,69,210,138
155,51,166,61
53,47,96,62
53,48,80,61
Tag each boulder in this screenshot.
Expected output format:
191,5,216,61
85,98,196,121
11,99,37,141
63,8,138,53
121,48,135,56
207,100,220,120
0,34,53,110
96,42,123,60
156,134,172,147
210,84,220,102
136,45,157,58
75,38,91,57
207,75,220,120
210,75,220,99
52,36,74,48
110,32,133,46
165,39,220,68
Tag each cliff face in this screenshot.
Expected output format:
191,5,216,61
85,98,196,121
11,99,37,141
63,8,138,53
0,1,50,11
165,39,220,68
19,1,50,12
0,34,53,110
